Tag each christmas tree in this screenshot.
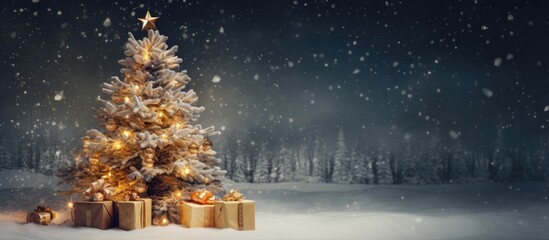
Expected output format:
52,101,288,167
58,12,226,225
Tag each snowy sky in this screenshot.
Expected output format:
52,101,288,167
1,0,548,148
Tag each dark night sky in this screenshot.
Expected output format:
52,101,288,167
1,0,549,149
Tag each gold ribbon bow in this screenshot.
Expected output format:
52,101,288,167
84,179,115,201
190,190,215,205
223,189,244,201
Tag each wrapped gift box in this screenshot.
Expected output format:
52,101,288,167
115,198,152,230
73,201,114,230
178,201,215,228
214,200,255,231
26,211,57,225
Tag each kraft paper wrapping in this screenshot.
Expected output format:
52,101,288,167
179,201,215,228
26,212,52,225
214,200,255,231
116,198,152,230
74,201,114,230
27,207,57,225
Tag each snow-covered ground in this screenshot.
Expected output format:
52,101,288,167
0,170,548,240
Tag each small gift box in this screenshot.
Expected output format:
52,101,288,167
214,200,255,231
178,201,215,228
26,206,57,225
73,201,114,230
115,198,152,230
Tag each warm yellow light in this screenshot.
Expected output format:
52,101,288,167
161,218,168,226
122,130,132,137
142,50,150,61
176,192,182,197
68,202,74,208
175,123,181,129
181,167,190,176
113,140,123,150
124,96,130,103
158,112,164,118
108,172,112,177
134,85,140,90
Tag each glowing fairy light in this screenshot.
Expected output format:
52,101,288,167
68,202,74,208
122,130,132,138
142,50,150,61
113,140,123,150
181,167,190,176
161,217,168,226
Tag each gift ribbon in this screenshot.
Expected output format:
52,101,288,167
237,202,243,231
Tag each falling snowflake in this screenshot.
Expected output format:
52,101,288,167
494,58,502,67
54,91,64,101
103,18,112,27
212,75,221,83
482,88,493,98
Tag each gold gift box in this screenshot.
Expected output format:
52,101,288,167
115,198,152,230
214,200,255,231
73,201,114,230
26,211,57,225
178,201,215,228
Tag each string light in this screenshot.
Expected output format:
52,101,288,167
113,140,123,150
176,192,182,197
67,202,74,208
124,96,130,103
142,50,150,61
158,111,164,118
181,167,190,176
161,217,168,226
122,130,132,138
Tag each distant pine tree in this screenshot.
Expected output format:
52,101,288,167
332,129,350,183
253,145,271,183
351,146,369,184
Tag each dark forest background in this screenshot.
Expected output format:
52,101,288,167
2,126,547,185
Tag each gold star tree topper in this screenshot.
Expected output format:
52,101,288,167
138,11,159,30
